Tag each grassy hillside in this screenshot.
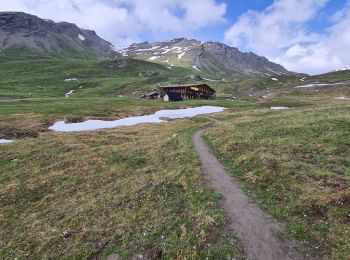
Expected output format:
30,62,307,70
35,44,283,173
306,70,350,83
0,55,193,98
205,96,350,259
0,55,301,100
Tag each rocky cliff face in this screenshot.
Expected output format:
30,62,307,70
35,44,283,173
121,38,293,76
0,12,118,58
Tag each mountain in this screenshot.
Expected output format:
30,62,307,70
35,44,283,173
0,12,118,58
0,12,295,77
120,38,294,77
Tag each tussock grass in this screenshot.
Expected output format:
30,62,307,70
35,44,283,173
205,101,350,259
0,120,242,258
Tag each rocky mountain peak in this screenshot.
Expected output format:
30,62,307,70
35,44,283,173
121,38,294,76
0,12,118,58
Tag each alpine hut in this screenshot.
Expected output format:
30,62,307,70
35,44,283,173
158,84,216,102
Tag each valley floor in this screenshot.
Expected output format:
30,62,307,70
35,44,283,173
1,89,349,259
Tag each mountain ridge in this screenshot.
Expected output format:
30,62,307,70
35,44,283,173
0,12,297,77
120,38,296,77
0,12,118,58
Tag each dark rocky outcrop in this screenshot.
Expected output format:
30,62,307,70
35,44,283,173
0,12,118,58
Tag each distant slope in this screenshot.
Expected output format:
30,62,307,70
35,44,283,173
120,38,296,77
234,67,350,97
305,69,350,83
0,56,194,98
0,12,118,58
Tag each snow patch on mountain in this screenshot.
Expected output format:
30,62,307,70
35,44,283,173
265,67,282,75
336,66,350,71
192,66,201,72
148,56,160,61
178,52,186,59
135,46,160,52
121,38,293,76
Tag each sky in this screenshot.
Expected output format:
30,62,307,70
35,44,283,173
0,0,349,75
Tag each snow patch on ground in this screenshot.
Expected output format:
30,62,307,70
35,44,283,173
49,106,226,132
65,90,74,98
295,82,344,88
271,106,289,110
78,34,85,41
271,78,278,81
300,77,307,82
203,78,221,82
335,96,349,100
0,139,14,144
64,78,77,82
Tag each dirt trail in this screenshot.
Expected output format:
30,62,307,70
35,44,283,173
193,129,307,260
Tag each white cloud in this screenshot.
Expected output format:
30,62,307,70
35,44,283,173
0,0,226,46
225,0,350,75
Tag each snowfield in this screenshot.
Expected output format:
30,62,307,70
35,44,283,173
148,56,159,61
178,52,186,59
192,65,201,71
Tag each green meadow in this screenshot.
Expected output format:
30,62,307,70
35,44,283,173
0,56,349,258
